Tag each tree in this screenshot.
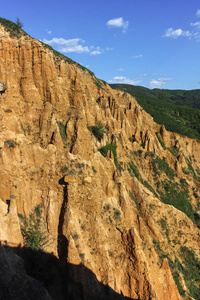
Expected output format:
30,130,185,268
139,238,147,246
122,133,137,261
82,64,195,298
16,17,23,29
18,205,51,250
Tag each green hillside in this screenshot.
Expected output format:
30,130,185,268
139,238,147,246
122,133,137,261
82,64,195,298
110,84,200,142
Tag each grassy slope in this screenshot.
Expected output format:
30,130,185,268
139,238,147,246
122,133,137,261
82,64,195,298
110,84,200,141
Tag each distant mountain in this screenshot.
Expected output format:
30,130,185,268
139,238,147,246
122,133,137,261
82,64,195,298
110,84,200,141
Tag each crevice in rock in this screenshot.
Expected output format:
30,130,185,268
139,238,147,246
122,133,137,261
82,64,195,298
69,117,78,153
50,131,54,144
58,178,69,265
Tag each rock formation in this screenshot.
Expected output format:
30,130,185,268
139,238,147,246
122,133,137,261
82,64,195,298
0,19,199,299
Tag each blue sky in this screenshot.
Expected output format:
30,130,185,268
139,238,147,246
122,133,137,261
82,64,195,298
1,0,200,90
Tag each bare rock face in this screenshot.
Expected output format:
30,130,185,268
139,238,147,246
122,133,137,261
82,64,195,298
0,21,200,299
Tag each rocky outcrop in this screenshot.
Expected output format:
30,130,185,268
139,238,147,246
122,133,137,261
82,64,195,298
0,244,52,300
0,20,199,299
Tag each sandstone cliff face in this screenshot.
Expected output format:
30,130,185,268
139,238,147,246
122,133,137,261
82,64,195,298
0,21,200,299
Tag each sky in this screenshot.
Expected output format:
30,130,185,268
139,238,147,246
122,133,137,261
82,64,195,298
1,0,200,90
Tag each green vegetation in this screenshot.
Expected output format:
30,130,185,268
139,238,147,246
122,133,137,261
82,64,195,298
103,204,111,212
128,157,158,197
143,180,158,197
156,132,166,149
0,17,28,38
4,140,15,148
16,17,23,29
113,208,121,220
182,156,199,181
180,246,200,299
156,133,179,158
110,84,200,141
57,121,68,147
99,142,120,168
94,78,106,90
157,179,200,228
128,161,141,180
153,239,186,296
79,253,85,263
152,156,176,180
129,191,142,216
102,204,121,224
87,121,104,141
168,146,179,158
18,205,49,251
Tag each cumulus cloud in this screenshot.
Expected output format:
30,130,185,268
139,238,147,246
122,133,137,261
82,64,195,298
149,78,173,89
109,76,142,85
163,10,200,41
163,28,191,39
43,37,90,53
107,17,129,33
43,37,110,55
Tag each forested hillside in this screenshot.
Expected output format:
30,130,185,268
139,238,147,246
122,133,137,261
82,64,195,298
110,84,200,141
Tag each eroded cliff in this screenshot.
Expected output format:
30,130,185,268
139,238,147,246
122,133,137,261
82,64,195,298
0,19,199,300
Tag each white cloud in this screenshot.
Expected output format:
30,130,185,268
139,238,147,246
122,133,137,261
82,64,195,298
47,30,52,35
132,54,143,59
149,78,173,89
182,30,192,37
196,9,200,17
163,28,182,39
90,50,102,56
163,28,192,39
43,37,90,53
163,10,200,41
117,68,125,72
43,37,110,55
107,17,129,33
109,76,142,85
190,21,200,30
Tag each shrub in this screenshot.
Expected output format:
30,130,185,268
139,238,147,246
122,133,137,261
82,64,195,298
156,132,166,149
87,121,104,141
57,121,68,147
99,142,118,167
113,209,121,220
4,140,15,148
18,205,49,250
